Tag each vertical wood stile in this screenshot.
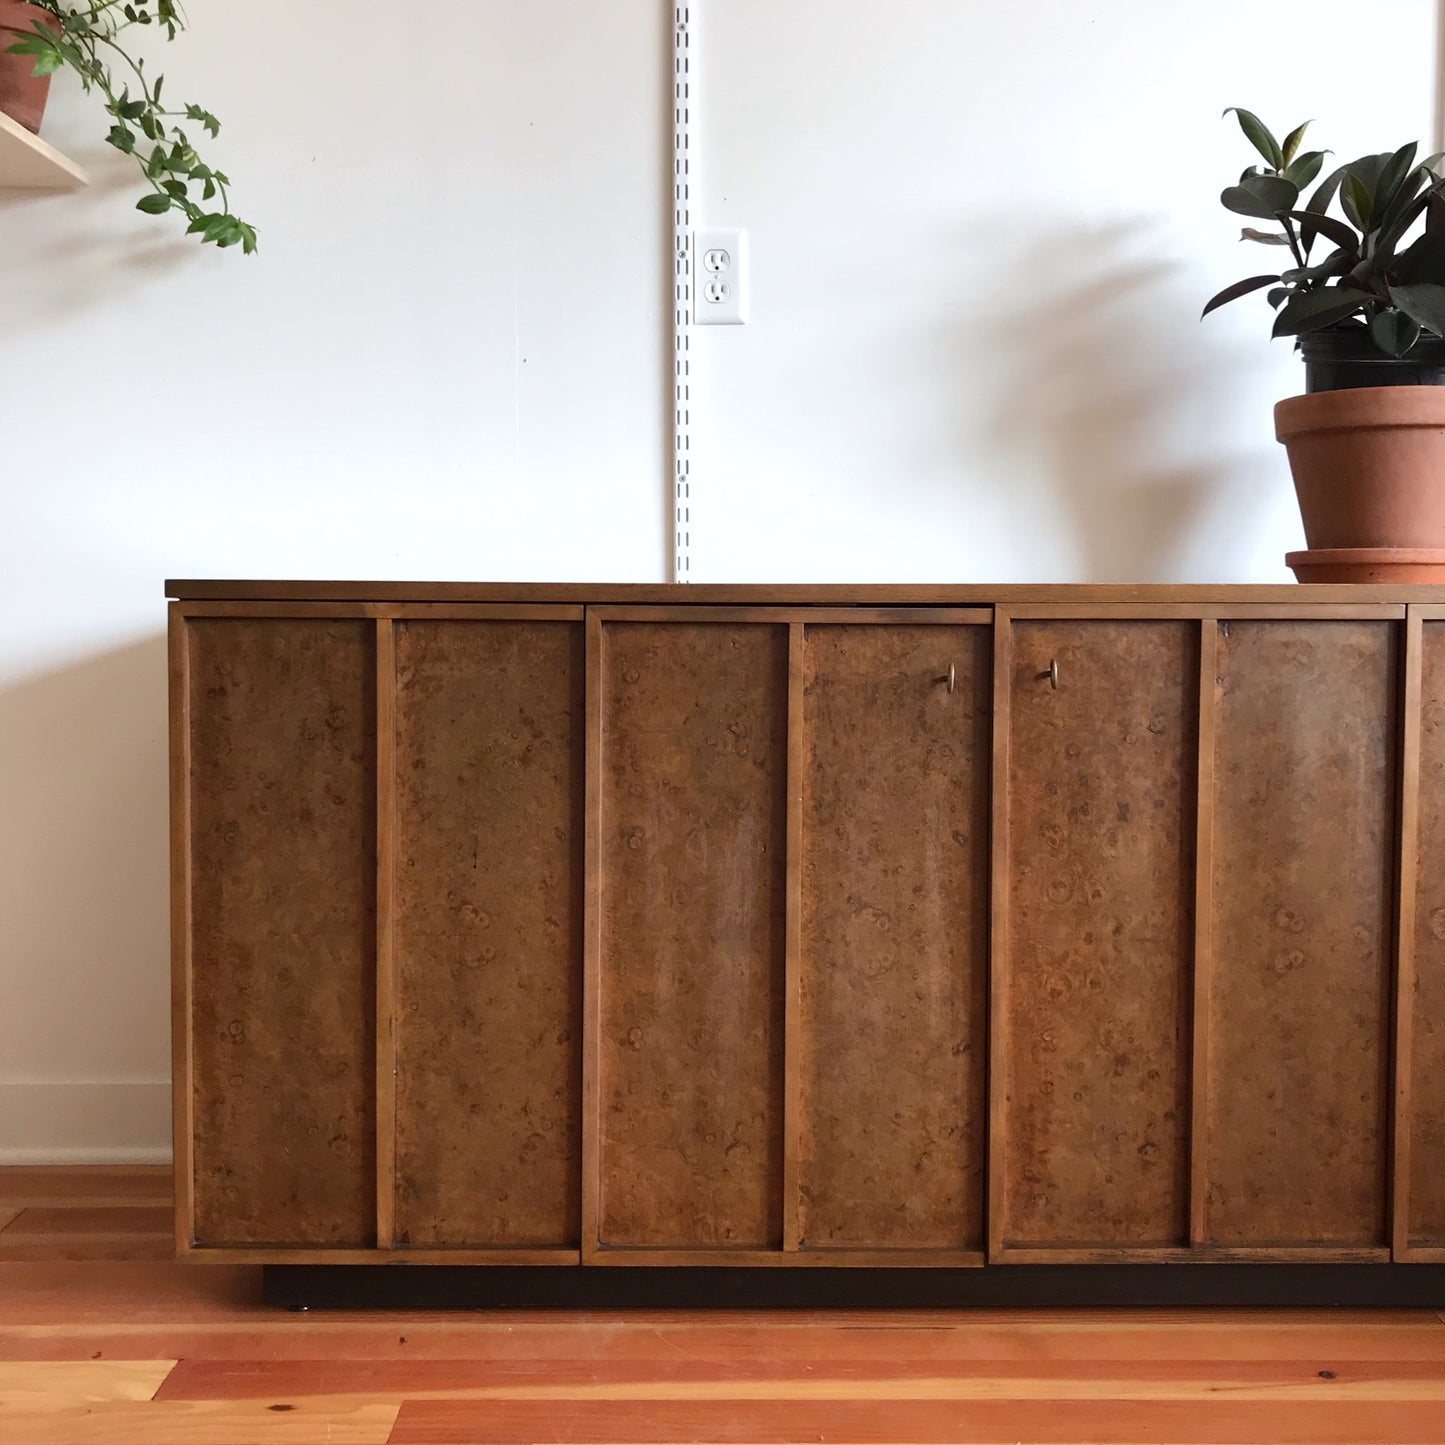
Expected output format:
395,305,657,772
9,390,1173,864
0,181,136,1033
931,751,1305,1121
1393,607,1424,1258
374,618,398,1250
1189,619,1218,1247
168,604,195,1253
581,610,603,1259
987,609,1012,1259
783,621,805,1251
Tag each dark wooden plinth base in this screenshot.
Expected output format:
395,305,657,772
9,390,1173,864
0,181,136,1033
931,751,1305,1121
264,1264,1445,1311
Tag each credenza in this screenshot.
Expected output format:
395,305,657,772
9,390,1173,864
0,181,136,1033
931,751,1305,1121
165,581,1445,1298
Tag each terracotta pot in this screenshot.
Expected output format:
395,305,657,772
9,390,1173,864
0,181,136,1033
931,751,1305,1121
0,0,53,134
1286,547,1445,583
1276,386,1445,557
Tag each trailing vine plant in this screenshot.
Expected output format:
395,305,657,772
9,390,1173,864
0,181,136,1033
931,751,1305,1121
3,0,255,252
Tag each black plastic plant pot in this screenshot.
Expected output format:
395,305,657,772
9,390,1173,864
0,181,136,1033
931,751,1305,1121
1300,324,1445,393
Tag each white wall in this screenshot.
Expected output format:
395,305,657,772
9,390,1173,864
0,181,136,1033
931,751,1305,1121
0,0,667,1160
0,0,1437,1158
690,0,1438,581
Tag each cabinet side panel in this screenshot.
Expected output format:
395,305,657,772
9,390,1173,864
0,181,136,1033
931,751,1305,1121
1208,620,1395,1247
189,618,376,1247
598,622,788,1248
392,620,584,1248
799,624,989,1250
1410,621,1445,1247
1004,621,1195,1249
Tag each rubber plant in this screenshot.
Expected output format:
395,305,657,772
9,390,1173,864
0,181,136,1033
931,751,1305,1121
2,0,255,252
1203,109,1445,354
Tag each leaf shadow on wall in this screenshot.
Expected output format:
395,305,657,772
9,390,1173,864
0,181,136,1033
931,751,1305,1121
0,164,201,334
0,636,172,1147
972,220,1299,581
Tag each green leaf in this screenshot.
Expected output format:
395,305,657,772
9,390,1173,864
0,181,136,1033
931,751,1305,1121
105,124,135,154
1284,150,1327,190
240,222,258,255
1342,171,1374,230
1389,282,1445,337
1267,286,1292,308
1283,209,1360,252
1272,286,1374,337
1221,174,1299,219
1392,230,1445,285
1202,273,1283,318
1422,151,1445,178
1306,163,1350,214
1281,246,1353,286
1281,121,1311,168
162,179,188,198
1371,308,1422,356
1241,227,1291,245
1373,141,1420,221
1224,107,1284,170
135,192,173,215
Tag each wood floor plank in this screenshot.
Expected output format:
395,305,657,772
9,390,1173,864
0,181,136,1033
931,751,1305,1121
0,1167,172,1208
0,1397,398,1444
0,1206,174,1237
154,1357,1445,1399
0,1359,174,1401
388,1396,1445,1443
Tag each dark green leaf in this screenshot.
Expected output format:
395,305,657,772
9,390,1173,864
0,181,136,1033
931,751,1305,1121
105,124,135,154
1423,151,1445,177
1374,141,1419,216
1284,150,1327,190
1272,286,1374,336
135,192,173,215
1390,282,1445,336
1281,246,1353,286
1241,227,1291,245
1343,171,1374,230
119,98,145,120
240,222,257,255
1221,174,1299,219
1392,230,1445,285
1371,308,1422,356
162,179,187,197
1224,107,1284,169
1281,120,1311,168
1283,209,1360,251
1267,286,1292,308
1306,163,1350,215
1202,273,1283,318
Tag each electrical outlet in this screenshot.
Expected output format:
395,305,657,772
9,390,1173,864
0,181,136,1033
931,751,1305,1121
693,227,748,325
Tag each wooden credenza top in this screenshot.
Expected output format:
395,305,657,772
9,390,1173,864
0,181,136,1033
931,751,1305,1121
166,579,1445,605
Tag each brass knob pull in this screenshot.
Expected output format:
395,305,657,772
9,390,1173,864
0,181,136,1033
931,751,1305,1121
937,662,956,693
1041,658,1059,689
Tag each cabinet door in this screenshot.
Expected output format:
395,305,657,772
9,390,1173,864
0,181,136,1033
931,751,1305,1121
1204,619,1397,1252
594,614,790,1250
996,618,1198,1258
798,619,990,1254
390,615,584,1250
183,616,378,1248
1403,616,1445,1256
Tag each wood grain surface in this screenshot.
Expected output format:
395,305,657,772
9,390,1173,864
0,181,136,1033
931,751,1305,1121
596,621,788,1249
1001,620,1197,1251
798,623,990,1252
186,618,377,1247
1409,620,1445,1249
391,619,585,1249
1206,620,1397,1248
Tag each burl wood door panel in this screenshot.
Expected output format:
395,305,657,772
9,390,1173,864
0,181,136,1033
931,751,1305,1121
1205,620,1396,1249
799,623,989,1251
1406,621,1445,1251
597,619,788,1249
391,619,584,1248
187,618,376,1247
1001,620,1197,1252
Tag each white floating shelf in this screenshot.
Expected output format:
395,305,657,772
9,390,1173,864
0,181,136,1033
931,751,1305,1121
0,107,86,189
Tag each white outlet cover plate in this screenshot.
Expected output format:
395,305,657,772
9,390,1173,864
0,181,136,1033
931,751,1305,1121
693,227,748,325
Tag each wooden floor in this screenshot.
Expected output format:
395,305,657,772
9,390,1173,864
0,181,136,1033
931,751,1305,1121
4,1169,1445,1443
